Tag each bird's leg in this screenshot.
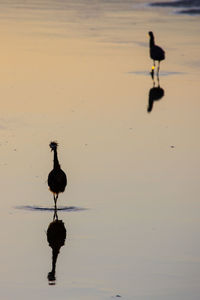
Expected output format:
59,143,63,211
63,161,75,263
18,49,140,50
53,206,58,220
53,194,58,220
151,67,155,85
157,74,160,87
150,68,154,80
53,194,58,205
157,61,160,77
54,194,58,205
150,60,155,79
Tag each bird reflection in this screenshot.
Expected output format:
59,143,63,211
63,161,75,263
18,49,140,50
47,206,67,285
147,75,165,113
48,142,67,207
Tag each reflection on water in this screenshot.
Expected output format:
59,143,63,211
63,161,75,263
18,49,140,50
48,142,67,207
15,205,85,212
147,75,165,113
47,206,67,285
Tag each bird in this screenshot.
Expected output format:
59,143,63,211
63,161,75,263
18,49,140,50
148,31,165,76
48,142,67,207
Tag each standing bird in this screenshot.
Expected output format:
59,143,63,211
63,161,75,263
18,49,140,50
48,142,67,207
148,31,165,77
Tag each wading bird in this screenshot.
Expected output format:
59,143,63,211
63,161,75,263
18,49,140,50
48,142,67,207
148,31,165,76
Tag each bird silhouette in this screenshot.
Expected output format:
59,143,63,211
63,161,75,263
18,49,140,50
47,208,67,285
48,142,67,207
147,75,165,113
148,31,165,77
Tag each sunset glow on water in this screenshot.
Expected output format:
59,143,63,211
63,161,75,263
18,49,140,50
0,1,200,299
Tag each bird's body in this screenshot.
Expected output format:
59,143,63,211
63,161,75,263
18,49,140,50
150,44,165,61
48,169,67,194
48,142,67,205
148,31,165,75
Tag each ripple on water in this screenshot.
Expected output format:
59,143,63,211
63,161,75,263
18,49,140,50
15,205,87,212
128,70,187,76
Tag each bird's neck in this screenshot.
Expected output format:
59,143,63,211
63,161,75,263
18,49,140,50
53,149,60,169
149,36,155,48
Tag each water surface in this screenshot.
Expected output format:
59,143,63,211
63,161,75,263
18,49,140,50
0,1,200,299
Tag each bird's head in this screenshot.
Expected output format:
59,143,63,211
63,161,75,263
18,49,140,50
148,31,154,38
49,141,58,151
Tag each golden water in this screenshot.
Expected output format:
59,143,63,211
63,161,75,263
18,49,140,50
0,1,200,299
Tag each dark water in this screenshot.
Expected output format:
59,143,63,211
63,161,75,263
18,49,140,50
150,0,200,14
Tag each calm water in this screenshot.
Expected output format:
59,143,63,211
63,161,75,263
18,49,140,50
0,1,200,299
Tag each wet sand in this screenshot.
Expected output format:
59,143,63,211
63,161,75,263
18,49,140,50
0,1,200,299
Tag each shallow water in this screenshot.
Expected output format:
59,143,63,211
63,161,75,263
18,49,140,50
0,1,200,299
150,0,200,15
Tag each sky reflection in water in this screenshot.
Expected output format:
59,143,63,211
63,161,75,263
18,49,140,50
0,0,200,299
